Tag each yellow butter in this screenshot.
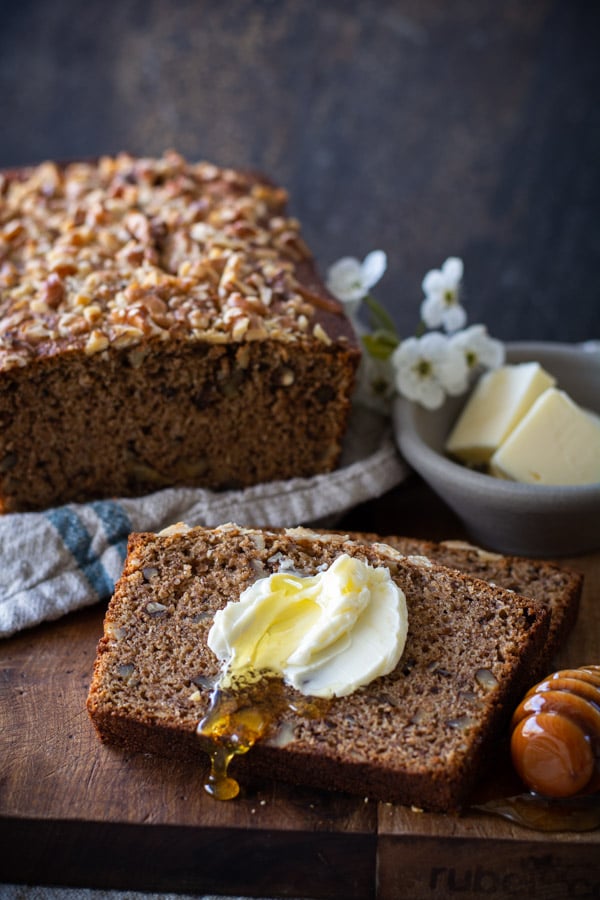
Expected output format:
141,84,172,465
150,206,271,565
446,363,556,464
207,554,408,698
490,388,600,485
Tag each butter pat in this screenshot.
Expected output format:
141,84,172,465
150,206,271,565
490,388,600,485
446,363,556,464
208,554,408,699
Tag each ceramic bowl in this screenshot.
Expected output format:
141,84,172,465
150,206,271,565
393,342,600,557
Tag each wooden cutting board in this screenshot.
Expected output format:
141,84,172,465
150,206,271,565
1,481,599,900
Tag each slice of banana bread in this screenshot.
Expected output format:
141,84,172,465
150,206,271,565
340,534,582,674
379,536,581,673
0,153,359,512
87,524,550,811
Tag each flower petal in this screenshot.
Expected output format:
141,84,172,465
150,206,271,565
441,303,467,333
418,380,446,410
396,366,445,409
482,338,505,369
422,268,445,296
441,256,464,284
420,294,446,329
361,250,387,291
418,330,449,357
326,257,365,303
437,343,469,395
392,336,420,367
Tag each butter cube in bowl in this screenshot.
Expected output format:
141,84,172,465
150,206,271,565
393,342,600,557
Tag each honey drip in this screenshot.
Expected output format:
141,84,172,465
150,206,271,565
198,690,270,800
196,670,329,800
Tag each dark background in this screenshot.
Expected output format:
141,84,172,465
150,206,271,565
1,0,599,344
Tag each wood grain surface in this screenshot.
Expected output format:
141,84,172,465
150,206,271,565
1,0,599,345
1,479,598,900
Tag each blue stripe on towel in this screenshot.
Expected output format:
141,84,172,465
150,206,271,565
45,506,115,598
90,499,132,564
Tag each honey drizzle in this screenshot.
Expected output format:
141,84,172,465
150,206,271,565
196,671,329,800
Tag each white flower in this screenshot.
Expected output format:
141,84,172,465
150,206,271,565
449,324,505,373
354,352,396,415
326,250,387,314
392,332,469,410
420,256,466,333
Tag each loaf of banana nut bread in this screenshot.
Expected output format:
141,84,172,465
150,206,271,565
87,524,550,812
0,152,360,512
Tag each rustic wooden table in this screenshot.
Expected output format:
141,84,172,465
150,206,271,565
1,478,599,900
1,2,599,897
1,0,599,344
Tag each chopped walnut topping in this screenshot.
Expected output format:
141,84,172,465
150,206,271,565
313,323,332,345
0,151,342,371
42,273,65,308
85,330,109,355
